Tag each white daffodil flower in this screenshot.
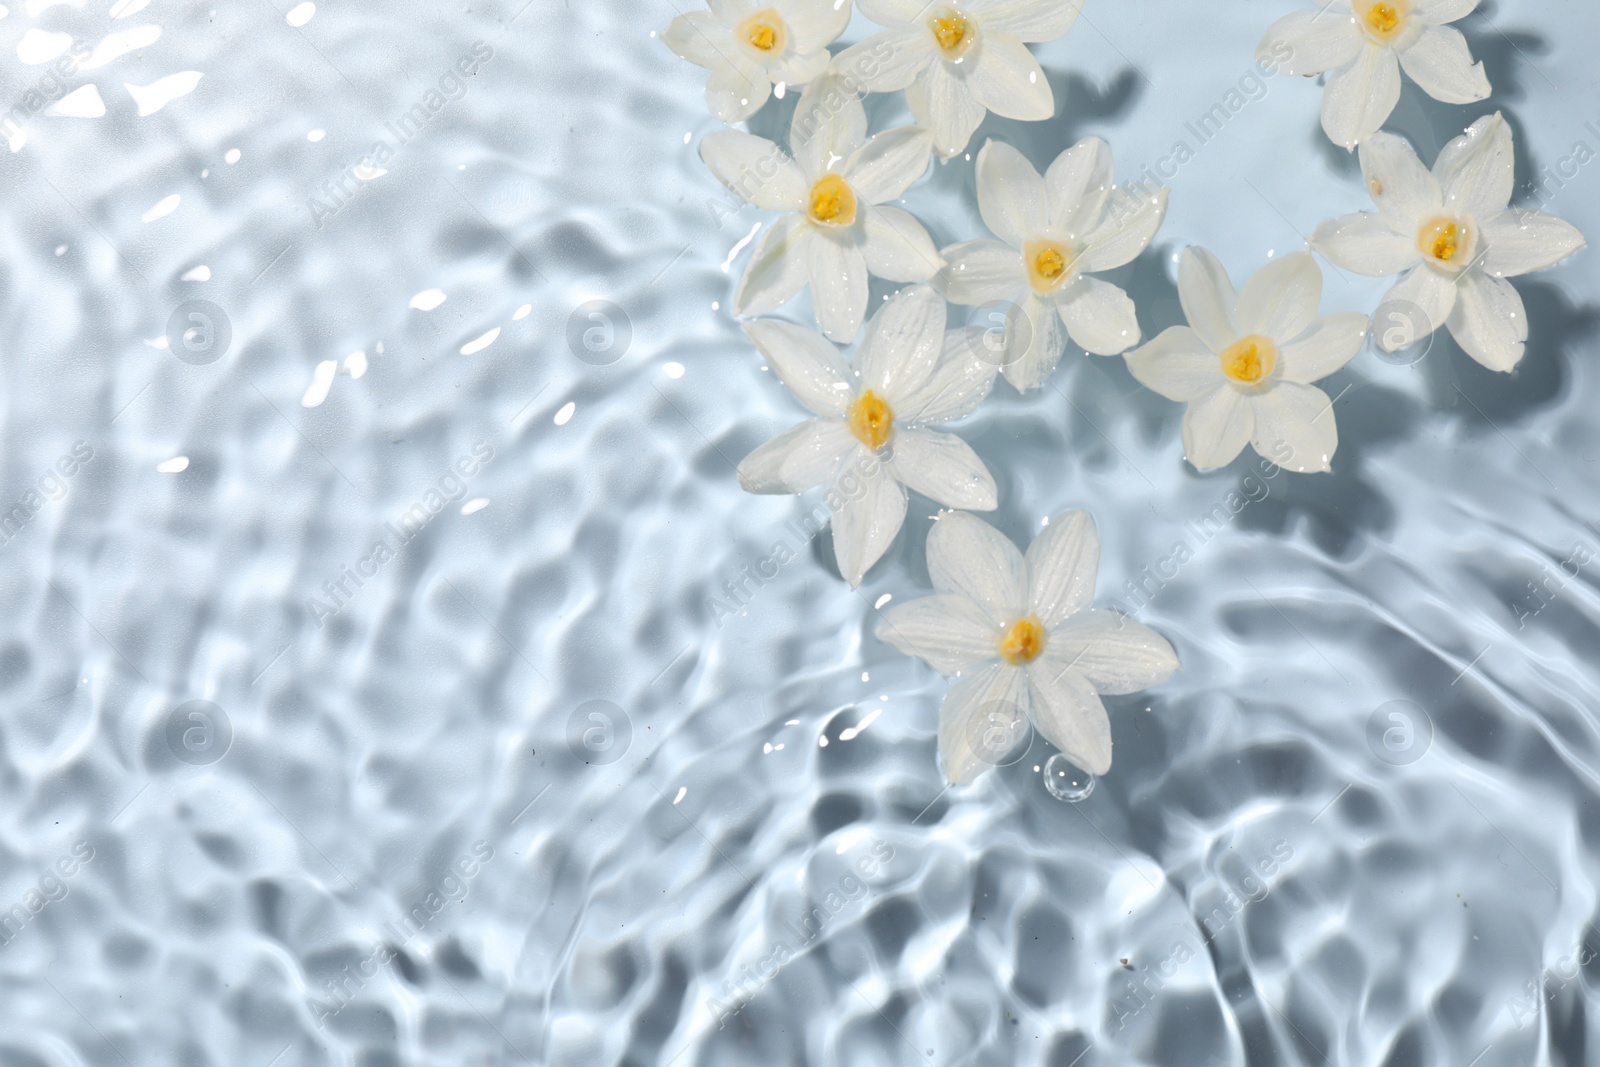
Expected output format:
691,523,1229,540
737,286,1000,587
1125,249,1368,473
939,138,1167,392
876,510,1178,783
662,0,853,123
1257,0,1489,149
833,0,1078,159
701,76,943,343
1311,114,1585,371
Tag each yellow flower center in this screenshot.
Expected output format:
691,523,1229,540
1418,216,1468,264
738,9,786,53
1023,239,1077,294
1359,0,1406,39
999,615,1046,665
807,173,857,227
847,389,893,449
929,7,975,59
1220,334,1278,385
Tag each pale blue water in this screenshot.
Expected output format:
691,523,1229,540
2,0,1598,1065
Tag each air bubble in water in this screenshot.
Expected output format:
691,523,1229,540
1043,754,1094,802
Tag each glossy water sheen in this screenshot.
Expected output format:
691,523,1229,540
1,0,1597,1065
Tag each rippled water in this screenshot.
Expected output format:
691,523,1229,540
2,0,1598,1064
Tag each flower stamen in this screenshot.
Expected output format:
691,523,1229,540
1023,239,1077,294
929,7,975,59
1220,334,1278,385
847,389,893,449
738,9,786,53
808,173,857,226
1359,0,1406,40
999,615,1046,665
1418,217,1468,264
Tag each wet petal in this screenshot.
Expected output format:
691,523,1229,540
975,139,1048,247
1320,42,1400,150
733,216,813,316
808,233,870,343
743,317,853,416
1446,267,1527,371
861,205,945,282
927,511,1027,626
1479,210,1587,278
1277,313,1368,383
1043,611,1179,694
890,428,998,510
831,461,908,586
1397,23,1489,104
1249,381,1338,473
700,130,807,210
1125,326,1222,402
1182,385,1253,471
1025,509,1098,629
938,663,1027,785
876,594,1001,674
966,33,1053,121
737,420,857,492
1311,210,1422,276
1435,112,1514,219
1177,247,1239,352
1236,251,1322,343
1024,665,1112,775
1056,276,1140,355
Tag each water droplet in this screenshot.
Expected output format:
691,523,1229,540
1043,754,1094,802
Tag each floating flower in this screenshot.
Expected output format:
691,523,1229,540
833,0,1077,159
701,76,942,342
662,0,852,122
1310,114,1585,371
738,285,999,586
939,138,1167,391
1124,249,1367,472
876,510,1178,783
1256,0,1490,149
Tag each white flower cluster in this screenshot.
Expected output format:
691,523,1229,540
661,0,1585,784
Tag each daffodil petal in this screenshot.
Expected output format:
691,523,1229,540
1125,326,1220,402
1025,509,1098,629
808,233,870,343
771,0,851,51
707,0,754,22
1079,185,1168,273
662,12,729,68
1378,264,1456,347
1044,136,1113,237
1359,131,1443,234
855,0,925,24
737,419,857,493
844,125,935,204
1277,313,1368,383
790,74,868,179
938,663,1027,785
700,130,807,211
705,57,772,123
858,283,946,399
1413,0,1478,23
927,511,1027,627
1320,42,1400,150
1398,24,1489,104
770,48,830,86
1237,251,1321,342
833,29,932,92
876,594,1002,674
1056,276,1140,355
831,453,908,586
1479,210,1587,278
1435,112,1514,220
939,239,1026,306
1257,8,1363,75
1249,381,1337,472
976,139,1048,248
1177,247,1240,352
967,0,1082,41
907,60,987,159
1311,211,1423,276
1183,385,1253,471
1446,268,1527,372
733,215,813,316
743,317,853,416
967,34,1053,121
890,428,998,510
996,294,1064,393
1024,664,1111,775
1042,611,1179,695
861,205,944,283
895,331,1000,424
